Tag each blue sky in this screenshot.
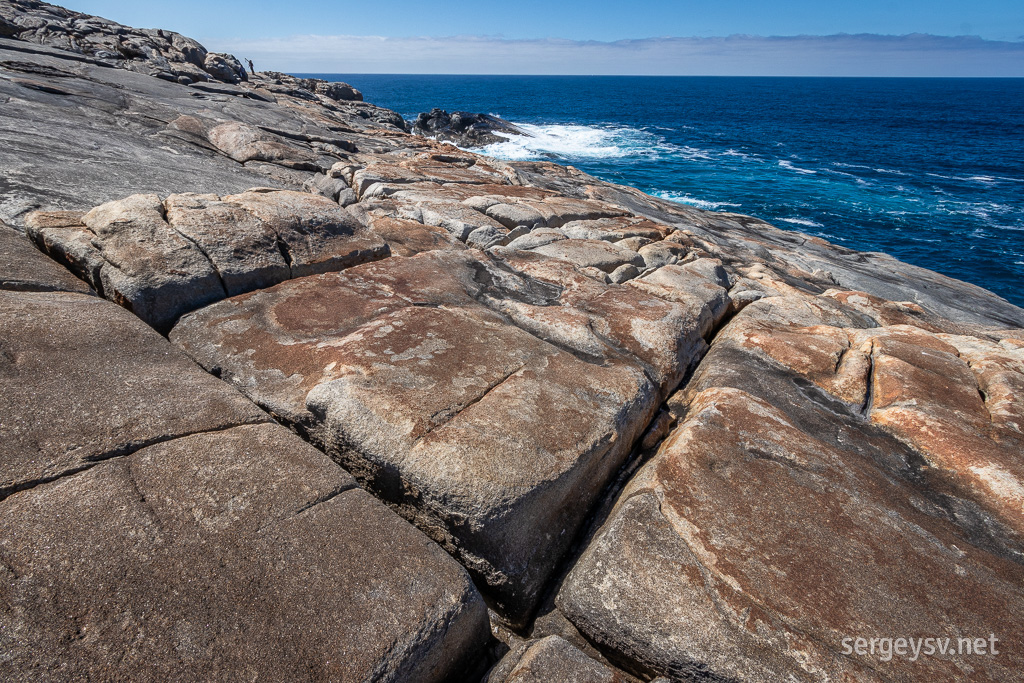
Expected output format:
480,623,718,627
73,1,1024,75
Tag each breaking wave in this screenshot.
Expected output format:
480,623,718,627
654,191,742,211
478,122,680,161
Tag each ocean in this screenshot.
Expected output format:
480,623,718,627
300,75,1024,308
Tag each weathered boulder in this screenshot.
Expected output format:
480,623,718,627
304,171,350,201
506,228,567,251
608,263,639,284
35,193,223,332
170,249,722,624
637,240,687,269
258,71,364,103
365,215,467,256
467,224,511,249
26,190,388,331
486,202,549,230
557,300,1024,681
0,422,488,681
207,121,321,170
628,258,732,337
528,238,644,274
482,197,626,232
162,193,290,295
490,248,716,393
350,155,511,199
460,184,558,203
202,51,247,83
487,636,631,683
531,197,629,228
317,80,361,101
0,220,90,293
221,189,389,277
351,162,432,196
558,217,673,243
418,200,508,241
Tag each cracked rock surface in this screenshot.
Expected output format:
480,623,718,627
2,2,1024,681
557,295,1024,681
169,247,720,624
27,189,388,331
0,421,487,681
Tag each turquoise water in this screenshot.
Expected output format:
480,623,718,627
302,75,1024,308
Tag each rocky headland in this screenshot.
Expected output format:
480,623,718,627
411,108,530,147
1,1,1023,681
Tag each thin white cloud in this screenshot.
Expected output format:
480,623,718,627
207,33,1024,77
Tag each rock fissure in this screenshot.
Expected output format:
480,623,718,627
518,309,735,643
419,361,529,441
163,212,229,299
860,339,877,417
291,482,358,516
474,297,611,367
252,482,361,536
0,419,271,503
273,232,294,273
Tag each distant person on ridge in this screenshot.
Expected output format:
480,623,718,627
246,58,255,74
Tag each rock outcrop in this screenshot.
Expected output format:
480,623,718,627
260,70,364,102
556,296,1024,681
0,0,247,83
0,27,406,224
168,246,720,624
26,189,389,331
2,2,1024,681
413,108,530,147
0,229,488,680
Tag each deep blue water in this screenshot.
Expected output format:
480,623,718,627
301,75,1024,308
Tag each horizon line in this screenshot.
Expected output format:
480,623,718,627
290,72,1024,79
215,32,1024,79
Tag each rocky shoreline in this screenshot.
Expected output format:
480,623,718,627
2,1,1024,681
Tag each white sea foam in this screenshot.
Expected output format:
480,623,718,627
722,148,756,160
654,191,741,211
477,122,675,161
778,217,825,228
677,146,717,161
778,160,817,175
937,200,1014,221
928,172,1024,185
